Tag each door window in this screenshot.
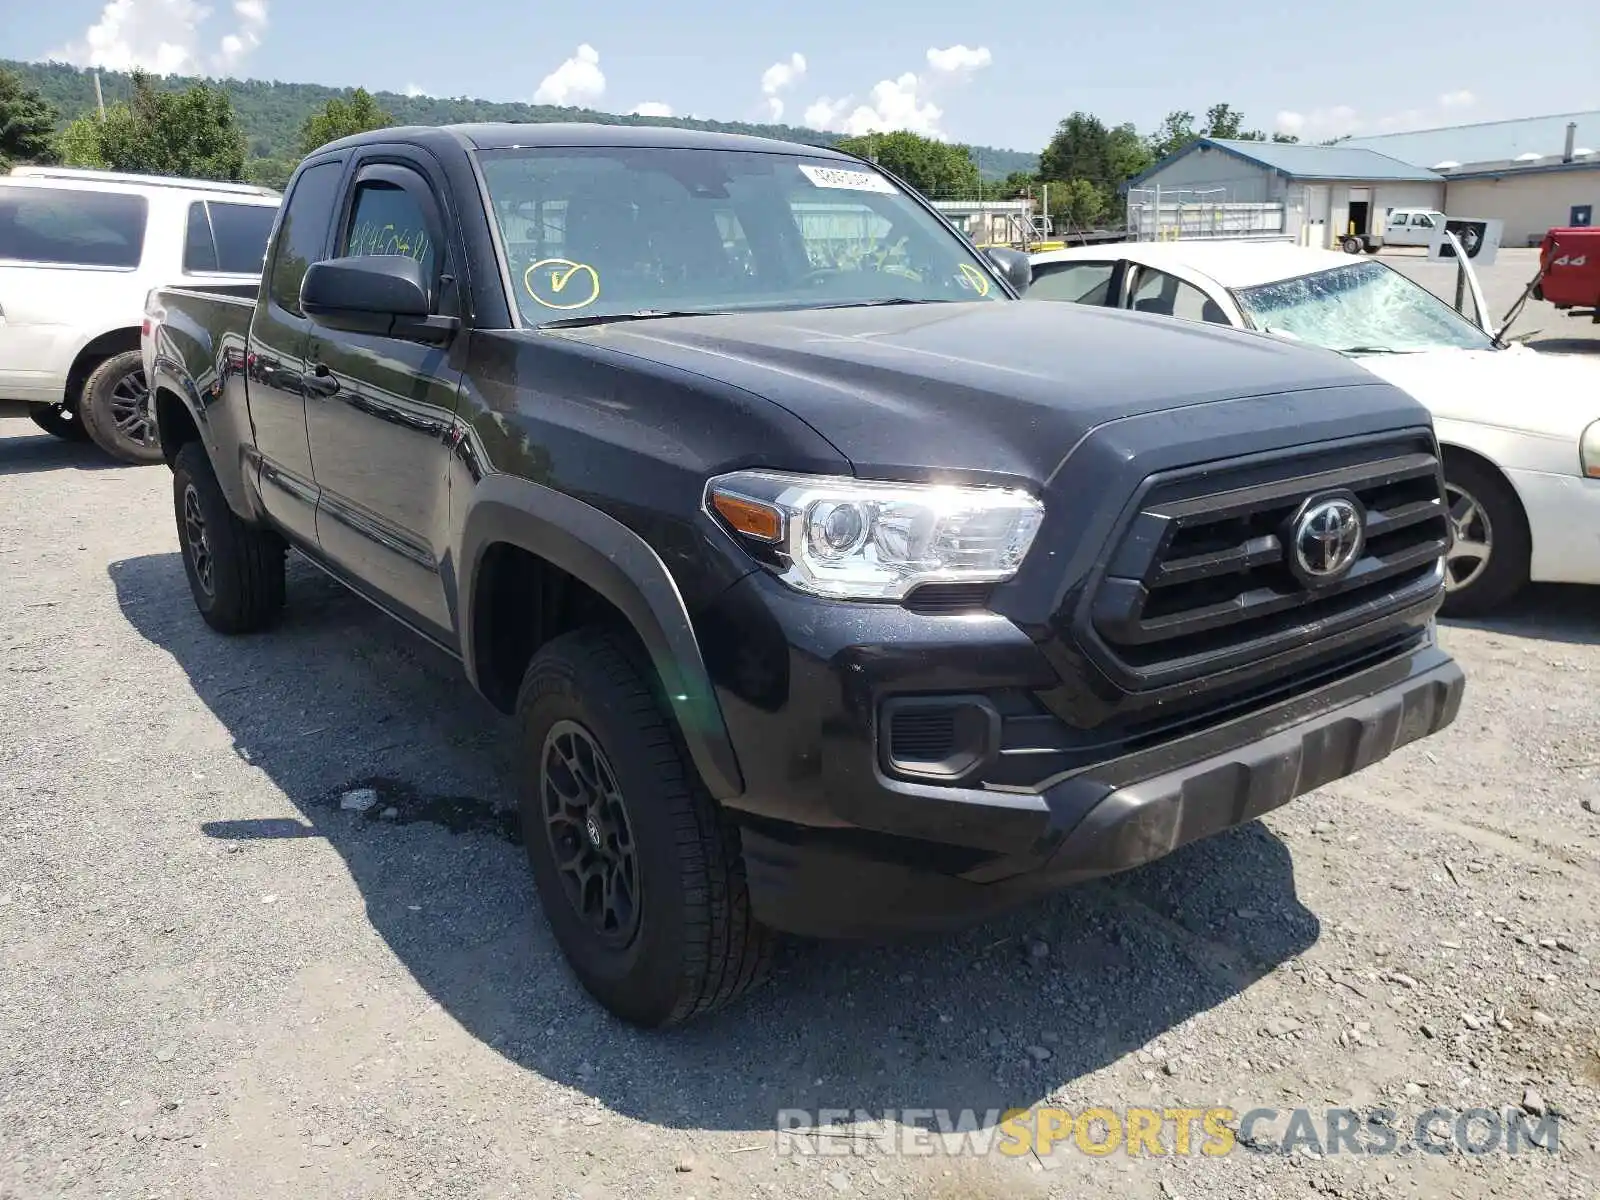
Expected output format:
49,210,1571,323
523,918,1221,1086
1411,213,1436,228
1129,267,1229,324
0,186,148,267
1026,261,1115,304
266,161,344,316
341,177,439,282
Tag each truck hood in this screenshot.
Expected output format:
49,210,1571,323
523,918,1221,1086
1350,343,1600,440
550,300,1412,482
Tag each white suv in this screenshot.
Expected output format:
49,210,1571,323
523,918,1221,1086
0,166,279,463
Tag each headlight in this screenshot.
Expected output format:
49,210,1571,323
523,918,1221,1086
1582,420,1600,479
705,470,1045,601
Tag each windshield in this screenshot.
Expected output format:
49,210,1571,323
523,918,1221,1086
1231,259,1494,354
475,146,1006,326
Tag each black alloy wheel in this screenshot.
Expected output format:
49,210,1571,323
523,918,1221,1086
540,718,642,947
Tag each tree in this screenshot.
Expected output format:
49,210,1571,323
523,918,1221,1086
1106,122,1153,185
835,130,980,198
299,87,392,156
64,71,247,179
0,68,59,168
1039,113,1111,187
56,114,106,167
999,169,1037,198
1147,110,1197,160
1047,178,1107,229
1202,103,1247,140
243,156,297,191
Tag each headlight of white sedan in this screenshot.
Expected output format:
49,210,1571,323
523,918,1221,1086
1582,419,1600,479
705,470,1045,601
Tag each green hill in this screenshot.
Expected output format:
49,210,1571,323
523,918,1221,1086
4,60,1038,180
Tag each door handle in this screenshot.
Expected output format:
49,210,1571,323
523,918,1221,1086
302,363,340,398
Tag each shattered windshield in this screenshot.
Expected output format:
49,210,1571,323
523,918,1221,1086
1232,259,1494,354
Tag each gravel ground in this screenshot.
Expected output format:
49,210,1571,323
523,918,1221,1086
2,421,1599,1200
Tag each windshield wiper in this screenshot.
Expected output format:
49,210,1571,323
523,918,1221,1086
539,309,724,329
1329,345,1422,355
807,297,942,310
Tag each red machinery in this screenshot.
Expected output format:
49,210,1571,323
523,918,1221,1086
1535,227,1600,321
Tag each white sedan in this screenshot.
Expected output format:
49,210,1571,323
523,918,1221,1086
1027,241,1600,615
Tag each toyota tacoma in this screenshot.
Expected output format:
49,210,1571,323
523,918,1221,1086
143,123,1465,1027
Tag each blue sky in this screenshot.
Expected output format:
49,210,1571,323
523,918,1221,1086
6,0,1598,152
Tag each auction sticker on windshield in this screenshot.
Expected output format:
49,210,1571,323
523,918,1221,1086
798,164,899,194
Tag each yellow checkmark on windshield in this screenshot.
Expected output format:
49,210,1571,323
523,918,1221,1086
526,258,601,310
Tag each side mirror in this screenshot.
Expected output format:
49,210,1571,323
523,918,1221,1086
301,256,458,343
984,246,1032,296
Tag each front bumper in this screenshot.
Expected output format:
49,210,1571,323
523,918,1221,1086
1507,467,1600,586
698,572,1463,940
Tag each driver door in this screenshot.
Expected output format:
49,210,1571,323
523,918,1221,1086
303,154,466,641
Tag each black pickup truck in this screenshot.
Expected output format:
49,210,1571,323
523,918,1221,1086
144,123,1465,1027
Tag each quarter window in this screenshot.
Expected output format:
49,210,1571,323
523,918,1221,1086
0,186,148,268
1027,261,1115,304
1129,267,1227,324
183,201,217,272
208,202,277,273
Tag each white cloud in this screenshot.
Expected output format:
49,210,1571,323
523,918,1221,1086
1273,104,1357,140
630,101,672,117
217,0,267,68
925,44,991,75
51,0,270,74
760,52,806,122
804,97,850,130
802,45,990,139
761,53,806,96
533,43,605,106
1274,92,1478,140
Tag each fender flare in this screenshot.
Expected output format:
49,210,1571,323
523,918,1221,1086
457,473,745,800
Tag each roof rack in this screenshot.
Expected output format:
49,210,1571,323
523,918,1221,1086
5,165,279,197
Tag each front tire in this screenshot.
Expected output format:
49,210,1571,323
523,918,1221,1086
172,442,286,633
516,627,776,1027
79,350,163,465
1438,456,1530,618
29,402,93,442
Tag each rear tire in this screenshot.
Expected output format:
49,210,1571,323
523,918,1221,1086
80,350,163,465
29,403,92,442
1438,456,1530,619
172,442,286,633
1342,236,1363,254
516,627,776,1027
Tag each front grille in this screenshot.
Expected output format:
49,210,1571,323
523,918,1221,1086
1084,433,1449,690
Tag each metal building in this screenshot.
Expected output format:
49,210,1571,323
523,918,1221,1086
1121,138,1445,247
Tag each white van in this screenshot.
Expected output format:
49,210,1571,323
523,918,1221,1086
0,167,279,462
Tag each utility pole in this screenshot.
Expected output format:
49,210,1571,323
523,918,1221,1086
92,69,106,119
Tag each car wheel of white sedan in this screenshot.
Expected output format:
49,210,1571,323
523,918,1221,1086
1438,457,1531,619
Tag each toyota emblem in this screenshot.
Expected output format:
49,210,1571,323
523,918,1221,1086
1291,495,1365,583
